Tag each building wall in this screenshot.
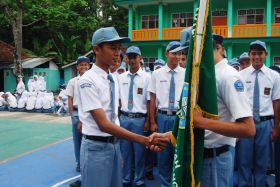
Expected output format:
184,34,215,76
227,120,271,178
4,69,16,92
64,67,73,84
32,68,60,91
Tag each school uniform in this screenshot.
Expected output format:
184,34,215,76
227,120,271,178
34,92,45,113
16,80,25,96
238,64,280,187
78,64,122,187
118,67,151,186
148,64,185,187
17,91,29,112
42,92,55,113
0,92,6,111
6,92,17,111
26,92,37,112
66,75,82,168
201,58,252,187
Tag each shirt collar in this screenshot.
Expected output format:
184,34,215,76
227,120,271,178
248,64,268,75
128,68,143,77
91,63,109,80
215,58,228,70
164,64,180,73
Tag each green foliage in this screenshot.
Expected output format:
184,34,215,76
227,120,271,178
0,0,128,64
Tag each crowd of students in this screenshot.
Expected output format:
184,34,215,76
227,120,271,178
0,74,69,114
65,27,280,187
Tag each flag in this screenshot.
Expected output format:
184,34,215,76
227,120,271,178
170,0,218,186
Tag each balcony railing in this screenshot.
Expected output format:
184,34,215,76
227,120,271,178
131,24,275,41
162,27,186,40
232,24,266,37
272,23,280,36
132,29,158,41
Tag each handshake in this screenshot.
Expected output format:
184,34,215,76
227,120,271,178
144,132,171,152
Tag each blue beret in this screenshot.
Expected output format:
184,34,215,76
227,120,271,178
92,27,131,46
126,46,141,55
166,41,181,52
77,56,90,64
250,40,267,52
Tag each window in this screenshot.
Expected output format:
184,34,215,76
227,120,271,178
274,57,280,66
172,13,193,27
275,8,280,23
141,15,158,29
212,10,227,16
238,8,264,24
143,57,157,70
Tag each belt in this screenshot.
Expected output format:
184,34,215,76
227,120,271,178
83,135,118,144
121,111,147,118
158,109,176,116
203,145,229,159
259,115,274,122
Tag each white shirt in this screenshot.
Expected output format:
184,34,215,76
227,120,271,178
35,92,45,109
0,97,6,107
78,64,120,136
65,76,80,107
16,81,25,95
204,59,252,148
148,65,185,110
240,65,280,116
43,92,54,109
18,91,29,108
26,92,37,110
6,93,17,108
118,69,151,113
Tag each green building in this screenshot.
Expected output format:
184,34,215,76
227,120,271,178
2,58,60,92
115,0,280,69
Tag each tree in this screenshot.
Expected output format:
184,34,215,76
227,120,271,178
0,0,24,76
0,0,128,65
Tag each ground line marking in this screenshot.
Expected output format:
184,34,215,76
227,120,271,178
0,137,72,164
51,174,81,187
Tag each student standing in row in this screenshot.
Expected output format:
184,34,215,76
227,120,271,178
77,27,167,187
65,56,90,173
118,46,151,187
148,41,185,187
238,40,280,187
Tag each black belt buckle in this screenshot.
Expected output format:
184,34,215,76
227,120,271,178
128,113,135,118
167,110,173,116
259,115,273,122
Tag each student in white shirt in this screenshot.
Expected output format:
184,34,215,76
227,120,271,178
150,34,255,187
18,91,29,112
16,75,25,99
148,41,185,187
118,46,151,187
0,92,7,111
238,40,280,187
77,27,167,187
6,92,17,111
65,56,90,173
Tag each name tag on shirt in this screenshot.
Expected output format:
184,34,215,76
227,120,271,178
137,88,143,95
264,87,271,95
122,82,129,85
160,80,168,83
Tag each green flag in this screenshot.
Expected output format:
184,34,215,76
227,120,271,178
170,0,218,186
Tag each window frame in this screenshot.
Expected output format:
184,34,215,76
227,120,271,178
275,7,280,23
273,56,280,66
237,8,264,25
141,14,159,29
171,12,193,28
